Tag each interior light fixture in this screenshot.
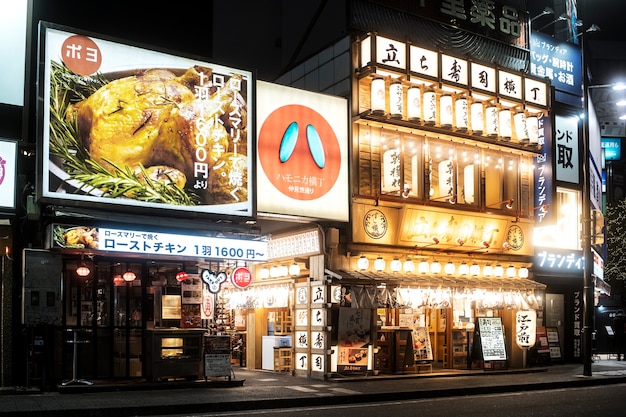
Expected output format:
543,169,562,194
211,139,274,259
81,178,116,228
430,260,442,274
123,268,137,282
470,263,481,276
444,261,456,275
459,262,469,276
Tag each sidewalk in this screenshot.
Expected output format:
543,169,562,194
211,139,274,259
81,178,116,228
2,357,626,417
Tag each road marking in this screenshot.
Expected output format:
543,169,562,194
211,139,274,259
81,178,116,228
286,386,319,393
329,387,362,395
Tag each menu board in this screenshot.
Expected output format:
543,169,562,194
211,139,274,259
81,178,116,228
477,317,507,361
412,327,433,362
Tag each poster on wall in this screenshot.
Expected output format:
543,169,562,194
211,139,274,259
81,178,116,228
181,274,202,304
337,307,371,373
38,22,254,217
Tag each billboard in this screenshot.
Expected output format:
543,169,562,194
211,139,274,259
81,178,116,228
0,138,17,210
256,81,348,221
37,22,254,217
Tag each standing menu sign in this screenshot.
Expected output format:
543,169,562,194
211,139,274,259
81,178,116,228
476,317,507,362
204,335,232,380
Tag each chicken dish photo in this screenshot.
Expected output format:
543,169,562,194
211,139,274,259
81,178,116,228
48,60,249,208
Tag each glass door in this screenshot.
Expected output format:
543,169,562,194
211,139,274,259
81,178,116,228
112,262,143,378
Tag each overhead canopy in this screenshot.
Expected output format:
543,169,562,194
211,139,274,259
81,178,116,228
327,269,546,291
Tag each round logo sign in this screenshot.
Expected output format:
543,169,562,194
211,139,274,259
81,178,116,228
258,104,341,201
231,266,252,289
61,35,102,76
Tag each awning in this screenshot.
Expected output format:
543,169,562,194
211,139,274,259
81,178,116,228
326,269,546,291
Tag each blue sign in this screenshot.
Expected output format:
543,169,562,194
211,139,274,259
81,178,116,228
602,137,621,161
530,31,582,97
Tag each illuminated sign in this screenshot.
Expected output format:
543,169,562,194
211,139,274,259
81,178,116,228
231,266,252,289
602,137,621,161
0,138,17,209
257,81,349,221
358,33,548,109
530,31,581,97
39,23,254,217
555,114,580,184
267,229,321,259
51,224,267,261
515,310,537,348
534,249,584,272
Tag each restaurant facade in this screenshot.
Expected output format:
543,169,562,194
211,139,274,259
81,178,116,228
0,0,606,388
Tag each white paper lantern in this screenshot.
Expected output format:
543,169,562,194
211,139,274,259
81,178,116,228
455,97,468,130
423,91,437,124
514,112,528,141
485,105,498,136
374,256,386,272
499,109,512,139
407,86,421,121
527,115,539,144
389,81,403,118
440,94,453,126
371,78,385,114
471,101,484,133
404,259,415,273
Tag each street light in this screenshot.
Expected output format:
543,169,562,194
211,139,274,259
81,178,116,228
580,24,601,378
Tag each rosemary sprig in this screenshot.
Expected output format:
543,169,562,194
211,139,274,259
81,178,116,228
48,61,200,206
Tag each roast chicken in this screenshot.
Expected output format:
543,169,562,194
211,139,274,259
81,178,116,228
66,66,247,204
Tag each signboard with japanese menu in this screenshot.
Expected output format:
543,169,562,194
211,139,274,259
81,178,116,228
476,317,507,362
38,22,254,217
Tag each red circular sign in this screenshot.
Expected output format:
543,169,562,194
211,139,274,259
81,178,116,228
231,266,252,289
61,35,102,76
258,104,341,201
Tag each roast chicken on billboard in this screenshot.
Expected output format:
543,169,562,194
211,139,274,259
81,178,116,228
49,61,248,207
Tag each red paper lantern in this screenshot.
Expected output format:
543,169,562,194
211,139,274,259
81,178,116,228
176,271,188,282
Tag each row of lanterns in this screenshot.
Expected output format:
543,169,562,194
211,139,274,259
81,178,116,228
356,255,529,279
258,263,301,279
370,77,540,143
